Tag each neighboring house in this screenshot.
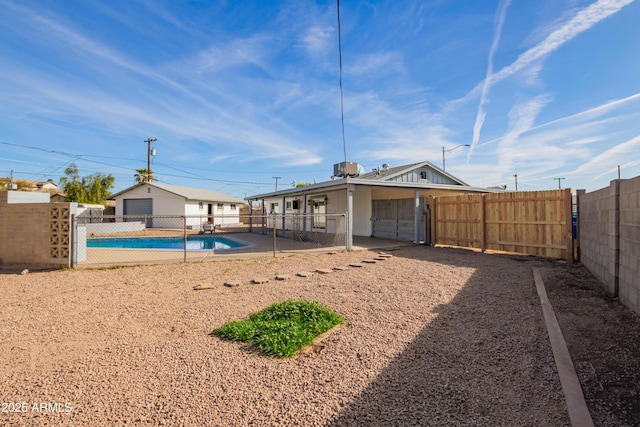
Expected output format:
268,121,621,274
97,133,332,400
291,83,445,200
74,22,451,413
109,182,244,229
246,161,500,248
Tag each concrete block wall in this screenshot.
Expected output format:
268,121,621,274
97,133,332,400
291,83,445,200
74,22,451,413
619,178,640,314
578,176,640,316
578,186,615,293
0,200,73,269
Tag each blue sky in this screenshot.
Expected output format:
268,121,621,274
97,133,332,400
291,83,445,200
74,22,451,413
1,0,638,199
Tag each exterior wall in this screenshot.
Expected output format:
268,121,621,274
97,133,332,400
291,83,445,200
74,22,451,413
2,191,50,203
619,178,640,313
579,176,640,316
185,200,207,228
579,185,616,293
0,200,76,269
212,202,240,226
353,188,372,236
390,168,456,185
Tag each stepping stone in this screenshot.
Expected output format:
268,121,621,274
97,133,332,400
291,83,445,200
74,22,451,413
223,280,242,287
362,259,377,264
349,263,364,268
333,266,349,271
275,274,291,281
377,253,393,258
374,257,387,261
251,278,270,284
316,268,333,274
193,284,216,291
296,271,314,278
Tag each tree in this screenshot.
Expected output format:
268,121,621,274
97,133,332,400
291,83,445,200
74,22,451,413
59,163,115,204
134,168,155,183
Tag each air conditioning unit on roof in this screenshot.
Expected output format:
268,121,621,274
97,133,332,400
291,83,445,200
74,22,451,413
333,162,359,178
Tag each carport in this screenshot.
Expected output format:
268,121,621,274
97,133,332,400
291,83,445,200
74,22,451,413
246,161,498,250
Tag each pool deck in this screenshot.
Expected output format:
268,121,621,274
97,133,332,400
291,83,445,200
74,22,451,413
80,232,414,267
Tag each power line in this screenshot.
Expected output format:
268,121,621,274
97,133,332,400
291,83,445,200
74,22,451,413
337,0,347,164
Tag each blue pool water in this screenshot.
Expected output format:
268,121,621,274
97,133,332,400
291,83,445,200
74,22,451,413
87,235,247,251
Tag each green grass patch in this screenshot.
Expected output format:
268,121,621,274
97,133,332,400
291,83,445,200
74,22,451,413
214,300,343,357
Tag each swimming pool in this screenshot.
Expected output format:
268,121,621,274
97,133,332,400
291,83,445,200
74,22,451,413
87,235,249,251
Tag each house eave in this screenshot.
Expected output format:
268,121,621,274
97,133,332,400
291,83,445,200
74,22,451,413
246,177,499,201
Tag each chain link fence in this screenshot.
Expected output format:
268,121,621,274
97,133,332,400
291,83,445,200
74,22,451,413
73,213,347,267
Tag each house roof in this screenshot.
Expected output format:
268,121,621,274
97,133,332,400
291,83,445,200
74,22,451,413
357,162,423,180
357,161,468,185
246,161,497,201
109,182,244,204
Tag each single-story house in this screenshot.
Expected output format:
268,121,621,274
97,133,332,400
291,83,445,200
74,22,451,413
245,161,500,249
109,182,244,230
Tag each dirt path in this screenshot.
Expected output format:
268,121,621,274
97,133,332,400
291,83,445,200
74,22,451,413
0,246,636,425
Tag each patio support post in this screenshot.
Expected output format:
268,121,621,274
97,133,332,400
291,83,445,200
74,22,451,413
346,184,354,251
261,199,265,234
414,190,420,245
249,201,253,232
282,196,286,238
302,193,308,238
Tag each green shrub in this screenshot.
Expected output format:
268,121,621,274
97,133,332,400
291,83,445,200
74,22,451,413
214,300,343,357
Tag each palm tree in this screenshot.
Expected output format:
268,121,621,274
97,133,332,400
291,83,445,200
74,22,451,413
134,168,155,183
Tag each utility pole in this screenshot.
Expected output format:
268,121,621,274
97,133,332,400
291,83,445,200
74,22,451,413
553,177,565,189
514,174,518,191
144,138,157,182
272,176,281,192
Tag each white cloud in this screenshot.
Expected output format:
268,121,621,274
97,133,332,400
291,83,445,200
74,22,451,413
300,25,334,56
469,0,512,157
347,52,404,76
457,0,634,116
195,36,273,73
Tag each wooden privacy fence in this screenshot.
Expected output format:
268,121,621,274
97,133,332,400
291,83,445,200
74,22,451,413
429,189,573,261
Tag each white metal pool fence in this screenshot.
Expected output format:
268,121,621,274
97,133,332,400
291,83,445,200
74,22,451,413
73,213,348,267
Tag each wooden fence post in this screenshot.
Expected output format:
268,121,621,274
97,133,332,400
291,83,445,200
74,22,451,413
564,188,574,263
429,196,436,246
576,189,585,262
480,194,486,252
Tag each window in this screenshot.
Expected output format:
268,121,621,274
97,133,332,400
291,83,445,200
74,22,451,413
420,170,428,180
230,204,237,210
286,201,292,209
147,188,151,193
199,202,203,210
292,200,299,209
217,203,224,210
270,202,279,213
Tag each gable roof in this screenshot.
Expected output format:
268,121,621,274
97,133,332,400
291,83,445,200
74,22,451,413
246,161,495,201
357,162,423,181
355,161,468,186
109,182,243,204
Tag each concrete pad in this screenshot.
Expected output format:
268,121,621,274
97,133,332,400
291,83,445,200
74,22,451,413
251,278,270,284
349,263,364,268
362,259,377,264
275,274,291,281
333,266,349,271
316,268,333,274
374,257,387,261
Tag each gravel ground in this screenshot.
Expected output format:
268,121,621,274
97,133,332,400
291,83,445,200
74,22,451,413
0,245,629,426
